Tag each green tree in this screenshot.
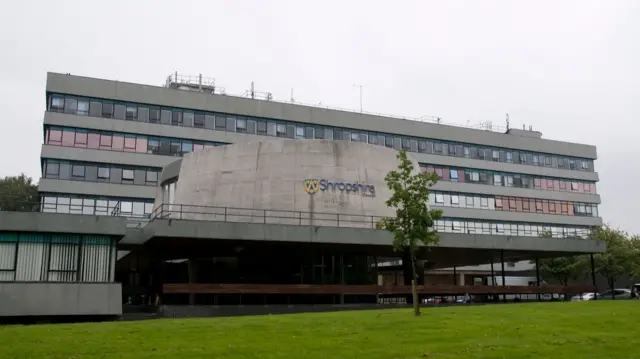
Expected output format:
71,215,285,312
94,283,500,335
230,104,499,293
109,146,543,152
593,226,632,291
0,174,39,212
533,230,589,285
376,151,442,316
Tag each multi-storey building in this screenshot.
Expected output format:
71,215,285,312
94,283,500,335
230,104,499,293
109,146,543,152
0,72,605,320
40,72,601,239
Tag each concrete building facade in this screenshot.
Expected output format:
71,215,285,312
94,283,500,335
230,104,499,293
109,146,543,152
40,72,600,230
0,72,606,317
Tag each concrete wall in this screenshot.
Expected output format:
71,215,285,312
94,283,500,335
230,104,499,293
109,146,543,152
0,283,122,317
0,212,127,236
168,139,409,224
46,72,597,159
39,178,156,200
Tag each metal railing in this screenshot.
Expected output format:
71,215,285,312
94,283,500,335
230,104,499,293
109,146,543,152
150,203,383,229
149,203,594,238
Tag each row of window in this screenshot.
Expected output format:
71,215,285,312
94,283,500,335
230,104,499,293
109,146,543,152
45,126,226,156
0,234,112,282
434,219,591,238
429,192,599,217
44,127,598,193
422,165,597,194
40,194,154,217
48,93,595,172
43,160,161,187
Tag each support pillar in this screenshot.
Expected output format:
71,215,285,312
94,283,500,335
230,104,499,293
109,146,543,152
590,254,597,300
535,258,541,301
453,266,457,285
188,258,197,305
458,272,465,286
500,250,506,303
340,254,345,304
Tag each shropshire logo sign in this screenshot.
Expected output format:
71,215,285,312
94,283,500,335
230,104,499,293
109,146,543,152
304,179,376,197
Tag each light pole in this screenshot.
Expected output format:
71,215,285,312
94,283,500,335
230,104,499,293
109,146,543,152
353,84,362,113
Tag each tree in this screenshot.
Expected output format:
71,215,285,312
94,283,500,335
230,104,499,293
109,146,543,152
0,174,39,212
376,151,442,316
532,230,589,285
593,226,633,291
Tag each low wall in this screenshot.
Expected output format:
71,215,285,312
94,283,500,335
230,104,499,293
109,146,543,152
0,282,122,317
158,303,415,318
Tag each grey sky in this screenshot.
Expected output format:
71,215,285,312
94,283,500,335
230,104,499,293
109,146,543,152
0,0,637,232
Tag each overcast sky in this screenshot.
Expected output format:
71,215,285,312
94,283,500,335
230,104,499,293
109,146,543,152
0,0,637,232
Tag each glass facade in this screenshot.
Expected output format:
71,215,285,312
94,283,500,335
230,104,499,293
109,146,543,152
430,191,599,217
422,164,597,194
44,126,226,156
47,92,595,172
434,218,591,238
40,193,154,218
42,159,160,187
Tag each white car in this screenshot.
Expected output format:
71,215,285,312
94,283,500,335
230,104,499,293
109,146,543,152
570,292,596,301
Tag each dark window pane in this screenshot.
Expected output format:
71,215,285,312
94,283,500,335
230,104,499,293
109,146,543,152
205,115,215,129
183,112,194,127
102,102,114,118
45,162,60,177
149,108,160,123
215,116,226,129
194,114,205,128
114,104,126,120
72,165,85,178
89,101,102,117
64,98,77,114
138,107,149,122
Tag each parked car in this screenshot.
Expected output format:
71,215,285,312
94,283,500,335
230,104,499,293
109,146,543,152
571,288,632,301
570,292,597,301
598,289,632,300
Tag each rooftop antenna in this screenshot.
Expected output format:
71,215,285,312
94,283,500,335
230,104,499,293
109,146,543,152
522,124,525,130
291,88,295,103
506,113,510,130
529,125,533,131
250,81,255,99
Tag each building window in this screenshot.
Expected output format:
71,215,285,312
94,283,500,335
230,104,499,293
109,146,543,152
451,195,459,205
97,167,110,179
146,171,158,184
435,194,444,204
493,174,502,186
122,169,134,181
125,105,137,120
194,114,205,128
450,169,458,182
45,162,60,177
71,165,85,178
492,150,499,161
236,119,247,133
77,99,90,115
51,96,64,112
480,197,488,208
505,152,513,163
466,196,474,206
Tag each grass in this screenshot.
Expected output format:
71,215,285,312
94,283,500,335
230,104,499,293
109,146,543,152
2,301,638,359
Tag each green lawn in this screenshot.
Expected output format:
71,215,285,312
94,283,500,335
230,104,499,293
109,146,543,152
2,301,638,359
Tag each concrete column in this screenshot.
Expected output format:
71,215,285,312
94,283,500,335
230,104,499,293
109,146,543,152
458,272,465,286
188,259,197,305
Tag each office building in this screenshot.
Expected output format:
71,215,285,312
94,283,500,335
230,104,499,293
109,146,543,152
0,72,604,318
